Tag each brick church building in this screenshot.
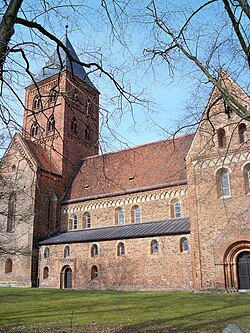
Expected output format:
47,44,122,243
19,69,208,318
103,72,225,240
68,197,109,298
0,38,249,291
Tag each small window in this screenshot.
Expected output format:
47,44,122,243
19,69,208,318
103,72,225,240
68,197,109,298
217,168,231,198
117,242,125,256
217,128,226,148
44,247,50,259
83,212,91,228
69,214,77,230
7,192,16,232
5,258,12,274
180,237,189,252
131,205,140,223
64,246,70,258
86,97,93,115
243,163,250,194
47,115,55,132
49,89,57,104
115,207,124,225
71,116,77,133
239,123,247,144
33,95,41,110
150,240,159,254
170,199,181,218
43,266,49,279
31,122,40,138
91,244,99,257
72,90,78,102
91,265,98,280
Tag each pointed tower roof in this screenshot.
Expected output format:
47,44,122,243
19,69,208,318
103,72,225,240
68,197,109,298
34,36,97,90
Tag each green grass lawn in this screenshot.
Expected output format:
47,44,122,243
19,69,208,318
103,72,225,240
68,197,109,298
0,288,249,333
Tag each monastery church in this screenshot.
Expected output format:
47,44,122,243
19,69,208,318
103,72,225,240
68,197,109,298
0,37,249,291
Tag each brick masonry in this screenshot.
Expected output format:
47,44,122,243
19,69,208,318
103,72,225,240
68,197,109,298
0,45,249,291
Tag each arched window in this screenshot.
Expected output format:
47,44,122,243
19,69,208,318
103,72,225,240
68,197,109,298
91,244,99,257
217,128,226,148
91,265,98,280
43,267,49,279
7,192,16,232
117,242,125,256
217,168,231,198
115,207,124,225
180,237,189,252
69,214,77,230
83,212,91,228
131,205,140,223
243,163,250,194
170,199,181,218
33,95,41,110
47,115,55,132
238,123,247,144
31,122,40,138
49,89,57,104
71,116,77,133
150,240,159,254
44,247,50,259
5,258,12,274
64,246,70,258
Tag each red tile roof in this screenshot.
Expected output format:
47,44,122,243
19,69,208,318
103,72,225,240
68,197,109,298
23,138,61,175
64,133,194,201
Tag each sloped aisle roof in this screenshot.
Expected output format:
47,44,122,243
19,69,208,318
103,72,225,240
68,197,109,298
23,137,61,175
64,133,194,202
39,218,190,245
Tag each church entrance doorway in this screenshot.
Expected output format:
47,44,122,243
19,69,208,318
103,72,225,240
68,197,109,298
237,251,250,290
62,266,72,289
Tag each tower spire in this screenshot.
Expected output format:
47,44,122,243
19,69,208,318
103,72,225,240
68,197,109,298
65,24,68,38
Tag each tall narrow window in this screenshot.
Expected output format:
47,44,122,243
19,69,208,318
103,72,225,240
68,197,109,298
150,240,159,254
217,128,226,148
33,95,41,110
64,246,70,258
43,267,49,279
5,258,12,274
91,244,98,257
7,192,16,232
115,207,124,225
47,115,55,132
71,116,77,133
117,242,125,256
49,89,57,104
69,214,77,230
131,205,140,223
83,212,91,228
85,126,90,140
170,199,181,218
243,164,250,194
180,237,189,252
86,97,93,115
31,122,40,138
44,247,50,259
238,123,247,144
91,265,98,280
217,168,231,198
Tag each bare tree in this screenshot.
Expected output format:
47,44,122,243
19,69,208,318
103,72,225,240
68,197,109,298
143,0,249,121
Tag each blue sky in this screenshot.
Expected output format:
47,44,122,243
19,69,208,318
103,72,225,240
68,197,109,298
3,0,248,154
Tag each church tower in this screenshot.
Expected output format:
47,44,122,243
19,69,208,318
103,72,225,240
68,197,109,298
22,37,99,187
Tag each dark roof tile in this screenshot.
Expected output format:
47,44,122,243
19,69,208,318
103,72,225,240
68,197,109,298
39,218,190,245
